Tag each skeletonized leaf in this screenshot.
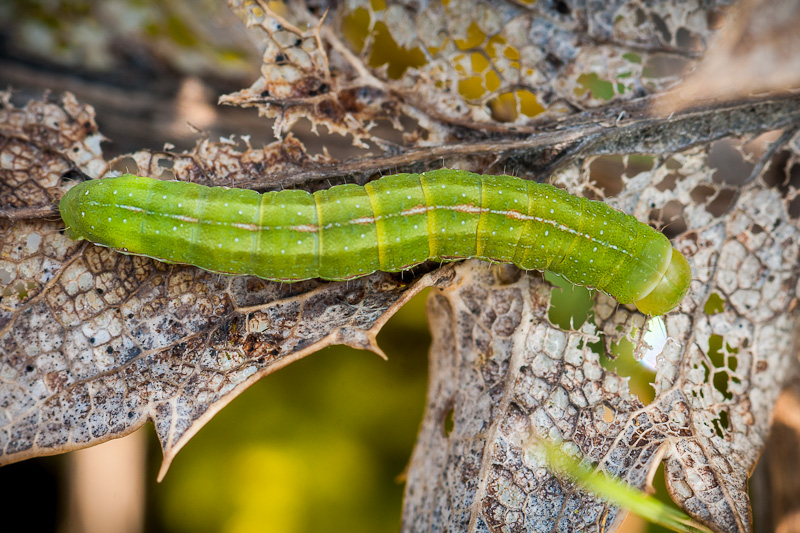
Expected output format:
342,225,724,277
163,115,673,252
655,0,800,113
2,2,800,532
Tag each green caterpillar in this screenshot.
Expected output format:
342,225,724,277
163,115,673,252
59,169,691,315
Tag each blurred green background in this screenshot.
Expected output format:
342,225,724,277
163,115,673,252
149,290,432,533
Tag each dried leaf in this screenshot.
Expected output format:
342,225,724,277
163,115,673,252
655,0,800,114
405,137,800,531
2,2,800,532
0,93,450,479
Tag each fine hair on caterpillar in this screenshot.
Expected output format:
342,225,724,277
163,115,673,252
59,169,691,315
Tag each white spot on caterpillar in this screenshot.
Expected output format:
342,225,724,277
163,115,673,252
281,250,285,254
113,190,117,195
238,210,243,215
178,203,182,208
297,240,302,245
123,219,127,223
218,243,222,248
155,230,159,234
129,193,133,197
81,211,85,217
173,226,177,231
163,195,167,199
361,233,365,238
107,217,111,222
344,246,349,251
235,238,239,242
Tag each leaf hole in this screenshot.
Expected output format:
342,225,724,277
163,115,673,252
545,272,593,330
364,20,427,79
625,154,655,178
109,156,140,177
650,14,672,44
760,149,791,191
648,200,686,238
690,184,715,204
788,195,800,219
713,371,733,400
441,402,455,438
709,139,754,186
554,1,571,15
575,73,615,101
712,409,730,438
675,27,703,52
642,53,691,79
599,330,657,406
707,334,725,368
703,293,726,315
654,172,679,192
588,155,625,198
705,188,736,217
61,169,86,183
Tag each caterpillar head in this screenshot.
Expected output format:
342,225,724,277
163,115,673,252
633,249,691,316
